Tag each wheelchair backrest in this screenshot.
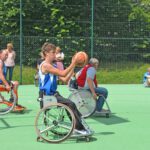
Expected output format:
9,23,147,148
43,95,57,107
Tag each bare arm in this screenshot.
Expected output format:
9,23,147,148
0,62,10,90
59,69,74,83
87,77,97,99
43,62,75,77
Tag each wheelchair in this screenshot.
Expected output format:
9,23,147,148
0,84,17,115
35,93,94,143
68,88,111,118
34,72,39,87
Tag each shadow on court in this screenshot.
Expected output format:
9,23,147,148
10,109,33,115
0,118,34,130
91,113,130,125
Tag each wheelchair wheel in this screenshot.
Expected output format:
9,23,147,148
35,103,76,143
0,89,17,115
69,90,96,118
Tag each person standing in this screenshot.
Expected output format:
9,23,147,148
4,43,16,81
55,46,65,84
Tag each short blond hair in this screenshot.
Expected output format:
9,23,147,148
41,42,56,58
7,43,14,49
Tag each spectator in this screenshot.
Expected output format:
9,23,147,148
143,67,150,87
55,46,65,84
4,43,16,81
55,46,65,70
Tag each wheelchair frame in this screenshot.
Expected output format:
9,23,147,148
68,88,111,118
35,94,94,143
0,85,17,115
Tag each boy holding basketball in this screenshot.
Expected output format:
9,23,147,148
38,42,92,135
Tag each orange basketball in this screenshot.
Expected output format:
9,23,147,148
75,51,88,67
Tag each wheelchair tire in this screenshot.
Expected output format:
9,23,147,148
35,102,76,143
69,90,96,118
0,89,17,115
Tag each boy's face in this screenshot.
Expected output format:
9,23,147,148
46,49,56,61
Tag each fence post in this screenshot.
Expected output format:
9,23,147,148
20,0,23,84
91,0,94,58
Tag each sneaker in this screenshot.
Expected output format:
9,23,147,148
13,105,26,112
73,129,89,135
16,104,26,109
12,104,26,112
94,109,110,115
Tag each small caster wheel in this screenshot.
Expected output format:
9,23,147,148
106,113,109,118
86,137,90,142
37,136,40,142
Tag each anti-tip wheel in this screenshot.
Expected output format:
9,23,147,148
37,136,41,142
86,137,90,142
106,113,109,118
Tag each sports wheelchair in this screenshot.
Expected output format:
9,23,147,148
0,84,17,115
68,88,111,118
35,92,94,143
34,72,39,87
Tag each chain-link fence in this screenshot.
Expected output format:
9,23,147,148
0,0,150,84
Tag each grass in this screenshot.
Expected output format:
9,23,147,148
10,63,150,84
97,63,150,84
12,66,36,84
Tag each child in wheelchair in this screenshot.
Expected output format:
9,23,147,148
0,49,25,112
143,67,150,87
38,42,93,135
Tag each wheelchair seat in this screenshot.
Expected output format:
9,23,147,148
42,95,57,107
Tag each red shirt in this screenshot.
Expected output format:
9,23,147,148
77,64,97,87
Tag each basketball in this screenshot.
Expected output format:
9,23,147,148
75,51,88,67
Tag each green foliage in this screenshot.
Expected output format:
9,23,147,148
0,0,150,67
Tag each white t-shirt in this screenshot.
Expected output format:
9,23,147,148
4,51,16,67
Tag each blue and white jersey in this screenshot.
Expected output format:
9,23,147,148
39,61,57,95
143,72,150,83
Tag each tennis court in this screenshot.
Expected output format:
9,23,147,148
0,84,150,150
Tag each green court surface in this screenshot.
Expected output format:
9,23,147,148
0,84,150,150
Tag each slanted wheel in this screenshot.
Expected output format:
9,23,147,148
0,87,17,115
35,103,76,143
69,90,96,118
